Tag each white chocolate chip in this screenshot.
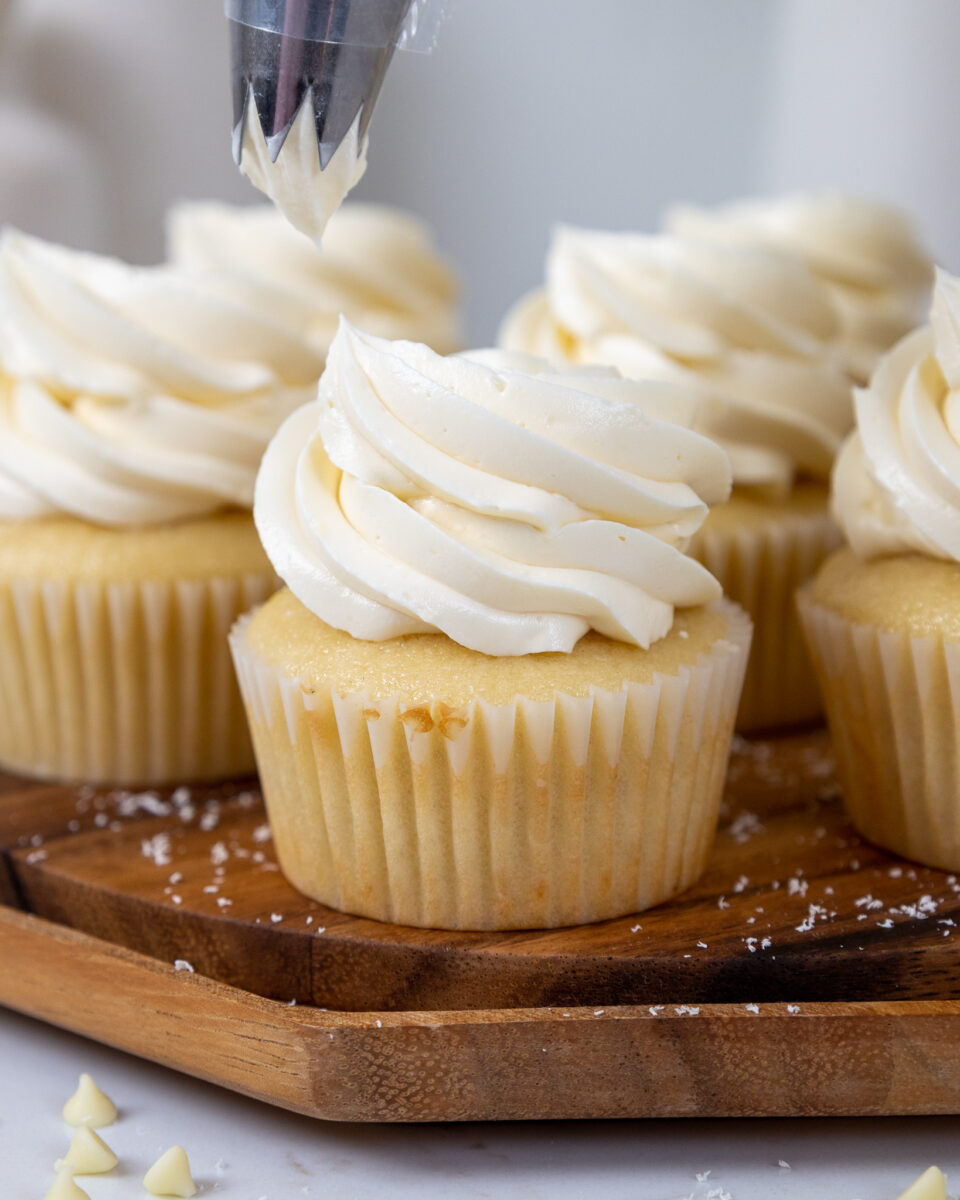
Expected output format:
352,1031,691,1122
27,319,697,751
896,1166,947,1200
44,1167,92,1200
57,1126,118,1175
144,1146,197,1198
62,1074,117,1128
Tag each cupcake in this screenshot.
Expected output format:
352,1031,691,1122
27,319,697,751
500,226,852,731
667,192,933,384
168,201,462,357
0,228,322,784
230,320,751,930
799,268,960,872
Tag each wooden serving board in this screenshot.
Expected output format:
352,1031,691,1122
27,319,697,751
3,730,960,1122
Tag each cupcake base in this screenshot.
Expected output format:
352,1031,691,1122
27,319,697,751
0,513,277,784
231,589,751,931
689,482,842,733
799,549,960,872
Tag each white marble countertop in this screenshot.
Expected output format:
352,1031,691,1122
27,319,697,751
2,1006,957,1200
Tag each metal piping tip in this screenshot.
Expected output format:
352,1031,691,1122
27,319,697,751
230,0,412,169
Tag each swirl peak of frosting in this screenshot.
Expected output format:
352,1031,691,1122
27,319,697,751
255,320,731,655
500,224,854,493
0,228,319,526
169,201,461,357
833,268,960,562
667,193,933,381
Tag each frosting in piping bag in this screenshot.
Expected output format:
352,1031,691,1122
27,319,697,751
239,93,367,245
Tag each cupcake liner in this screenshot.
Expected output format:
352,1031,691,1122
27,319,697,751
689,504,842,733
798,589,960,871
0,571,276,784
230,601,751,930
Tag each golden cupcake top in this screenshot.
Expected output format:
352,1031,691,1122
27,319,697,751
667,192,933,383
168,201,462,357
254,320,731,656
0,228,322,526
833,268,960,562
499,225,854,494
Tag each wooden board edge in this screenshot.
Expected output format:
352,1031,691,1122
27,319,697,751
3,907,960,1122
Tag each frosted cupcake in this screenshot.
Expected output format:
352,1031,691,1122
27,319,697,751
0,228,323,784
799,268,960,871
500,227,852,731
667,193,933,384
230,320,751,930
168,201,461,357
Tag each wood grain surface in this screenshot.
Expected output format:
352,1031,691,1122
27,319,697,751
4,730,960,1012
4,906,960,1122
4,730,960,1121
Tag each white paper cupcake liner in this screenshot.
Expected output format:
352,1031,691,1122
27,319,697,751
0,571,276,784
690,504,842,732
230,601,751,930
799,589,960,870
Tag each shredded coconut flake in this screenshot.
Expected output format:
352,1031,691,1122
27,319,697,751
728,811,763,844
141,832,172,867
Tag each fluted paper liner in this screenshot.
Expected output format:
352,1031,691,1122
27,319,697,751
799,589,960,871
230,601,751,930
690,505,841,733
0,571,276,784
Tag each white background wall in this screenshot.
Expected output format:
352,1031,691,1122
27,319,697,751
0,0,957,343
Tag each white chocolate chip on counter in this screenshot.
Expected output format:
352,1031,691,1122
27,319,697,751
897,1166,947,1200
143,1146,197,1197
43,1167,92,1200
62,1074,117,1128
55,1126,118,1175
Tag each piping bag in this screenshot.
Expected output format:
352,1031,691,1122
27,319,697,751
226,0,444,240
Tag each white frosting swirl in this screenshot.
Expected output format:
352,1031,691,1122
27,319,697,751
500,226,854,493
255,321,731,655
240,94,367,245
169,201,461,357
833,269,960,561
668,194,933,383
0,229,322,525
